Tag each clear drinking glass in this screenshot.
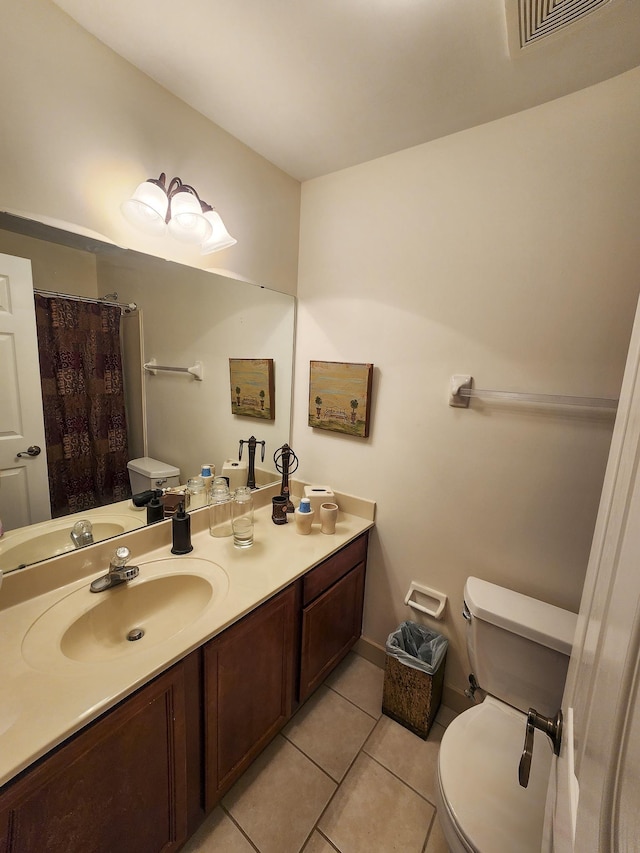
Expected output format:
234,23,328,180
232,486,254,548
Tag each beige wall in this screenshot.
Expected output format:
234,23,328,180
0,230,98,297
0,0,300,295
293,67,640,705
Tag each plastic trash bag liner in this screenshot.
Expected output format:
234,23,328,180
385,620,448,675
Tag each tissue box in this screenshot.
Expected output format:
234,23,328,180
303,485,335,515
222,459,248,491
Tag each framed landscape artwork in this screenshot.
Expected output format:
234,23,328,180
229,358,275,420
308,361,373,437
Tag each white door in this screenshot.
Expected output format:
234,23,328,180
0,253,50,529
545,294,640,852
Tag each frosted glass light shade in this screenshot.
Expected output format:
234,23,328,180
120,180,168,235
168,190,213,244
201,209,237,254
121,175,237,252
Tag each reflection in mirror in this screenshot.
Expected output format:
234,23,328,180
0,212,295,573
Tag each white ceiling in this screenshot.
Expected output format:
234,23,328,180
52,0,640,181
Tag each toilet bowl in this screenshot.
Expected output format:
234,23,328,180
436,698,553,852
437,578,576,853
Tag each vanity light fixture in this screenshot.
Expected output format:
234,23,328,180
121,173,237,254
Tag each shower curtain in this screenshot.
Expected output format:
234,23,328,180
35,295,131,517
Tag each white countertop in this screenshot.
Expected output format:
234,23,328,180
0,486,374,789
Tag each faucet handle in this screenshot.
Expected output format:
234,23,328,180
70,519,94,548
109,546,139,581
90,546,138,592
110,546,132,568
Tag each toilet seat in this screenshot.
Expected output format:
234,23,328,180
437,696,553,853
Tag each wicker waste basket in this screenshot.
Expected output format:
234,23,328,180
382,621,448,739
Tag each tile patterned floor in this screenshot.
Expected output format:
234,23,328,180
182,651,454,853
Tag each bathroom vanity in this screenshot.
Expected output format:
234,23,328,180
0,489,373,851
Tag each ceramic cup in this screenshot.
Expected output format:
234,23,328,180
319,502,339,534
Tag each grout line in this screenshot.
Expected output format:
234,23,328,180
315,827,341,852
298,823,341,853
308,788,342,848
422,810,439,853
261,733,349,851
295,742,375,850
219,803,261,852
282,692,379,782
281,730,342,785
324,681,381,721
360,739,443,809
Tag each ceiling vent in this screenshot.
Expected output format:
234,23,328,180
506,0,616,51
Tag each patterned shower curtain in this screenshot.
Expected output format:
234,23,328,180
35,295,131,517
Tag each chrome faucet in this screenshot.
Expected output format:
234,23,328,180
70,519,94,548
90,546,139,593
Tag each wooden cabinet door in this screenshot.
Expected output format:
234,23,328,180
299,560,366,703
0,663,189,853
204,584,296,808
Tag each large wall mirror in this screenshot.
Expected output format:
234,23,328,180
0,212,295,573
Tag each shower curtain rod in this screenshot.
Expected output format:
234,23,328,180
34,288,138,314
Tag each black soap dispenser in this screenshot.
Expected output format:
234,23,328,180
171,502,193,555
146,492,164,524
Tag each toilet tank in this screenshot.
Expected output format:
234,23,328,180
464,577,577,717
127,457,181,493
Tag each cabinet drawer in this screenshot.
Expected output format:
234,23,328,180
303,532,368,606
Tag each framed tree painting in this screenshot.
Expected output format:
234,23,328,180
229,358,275,420
308,361,373,437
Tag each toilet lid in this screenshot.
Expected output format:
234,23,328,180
438,697,553,853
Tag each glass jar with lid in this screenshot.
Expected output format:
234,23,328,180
208,479,232,537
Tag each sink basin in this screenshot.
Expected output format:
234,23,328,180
22,558,229,670
0,516,144,572
60,573,213,662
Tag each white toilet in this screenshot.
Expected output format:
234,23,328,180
127,456,181,493
436,577,577,853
